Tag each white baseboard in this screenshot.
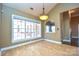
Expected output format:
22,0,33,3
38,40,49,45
0,39,61,53
1,39,43,52
44,39,62,44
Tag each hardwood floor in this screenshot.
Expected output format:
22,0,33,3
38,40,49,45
1,40,78,56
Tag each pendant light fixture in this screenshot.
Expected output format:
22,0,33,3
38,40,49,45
39,1,48,20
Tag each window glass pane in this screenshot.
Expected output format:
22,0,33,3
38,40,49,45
12,14,41,42
30,22,33,38
13,33,17,40
21,32,25,39
19,29,25,33
32,22,35,38
12,19,18,28
18,20,25,28
21,20,25,28
25,21,31,39
13,29,18,33
34,23,37,38
46,26,49,32
25,21,29,32
17,32,22,40
46,25,55,33
52,26,55,32
37,23,41,37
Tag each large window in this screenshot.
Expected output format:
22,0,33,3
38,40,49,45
46,25,55,33
12,15,41,43
46,21,55,33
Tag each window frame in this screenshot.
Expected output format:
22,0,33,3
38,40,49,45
45,25,56,33
12,14,41,43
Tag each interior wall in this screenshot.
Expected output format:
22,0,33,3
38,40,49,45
44,3,79,42
41,21,45,38
63,12,70,40
0,4,38,48
0,4,2,48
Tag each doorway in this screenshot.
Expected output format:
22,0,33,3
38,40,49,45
78,24,79,47
70,16,79,46
70,8,79,47
61,8,79,47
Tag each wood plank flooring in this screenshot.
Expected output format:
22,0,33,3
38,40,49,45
1,40,78,56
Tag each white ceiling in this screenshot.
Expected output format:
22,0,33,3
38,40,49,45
3,3,57,17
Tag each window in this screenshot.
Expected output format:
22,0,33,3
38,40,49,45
12,14,41,43
46,21,55,33
46,25,55,33
46,25,49,32
51,26,55,32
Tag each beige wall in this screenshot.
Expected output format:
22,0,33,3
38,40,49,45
0,4,37,48
62,12,70,40
1,3,79,48
44,3,79,42
0,4,2,47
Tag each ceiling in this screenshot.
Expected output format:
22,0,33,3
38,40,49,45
3,3,57,17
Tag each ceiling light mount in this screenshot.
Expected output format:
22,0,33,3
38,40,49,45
30,7,34,10
39,1,48,21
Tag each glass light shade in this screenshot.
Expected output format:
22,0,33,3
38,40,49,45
39,15,48,20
